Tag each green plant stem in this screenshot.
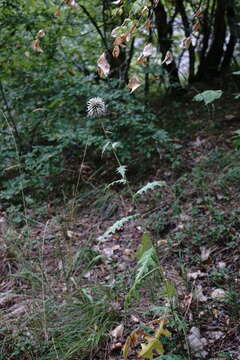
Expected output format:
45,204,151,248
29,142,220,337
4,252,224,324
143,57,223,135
70,134,89,220
100,121,134,199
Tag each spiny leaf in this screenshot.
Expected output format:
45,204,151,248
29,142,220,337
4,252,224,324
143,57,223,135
117,165,127,179
105,179,127,190
125,246,158,305
138,321,171,359
134,181,166,199
135,232,152,260
99,214,139,241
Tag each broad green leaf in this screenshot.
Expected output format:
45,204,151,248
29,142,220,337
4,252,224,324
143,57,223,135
193,90,223,105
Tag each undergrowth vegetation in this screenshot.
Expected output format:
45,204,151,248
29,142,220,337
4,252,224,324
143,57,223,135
1,0,240,359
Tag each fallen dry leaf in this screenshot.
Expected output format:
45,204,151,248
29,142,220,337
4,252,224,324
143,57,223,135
200,246,212,262
211,288,226,301
111,324,124,339
187,270,206,280
195,285,208,302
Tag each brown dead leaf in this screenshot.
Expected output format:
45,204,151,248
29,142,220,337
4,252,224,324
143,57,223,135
112,45,120,58
143,18,152,29
111,324,124,339
97,52,110,77
192,21,201,32
123,331,138,359
142,43,154,57
54,9,61,17
127,76,141,93
136,54,147,65
113,32,131,47
183,36,192,49
32,39,43,53
161,51,173,65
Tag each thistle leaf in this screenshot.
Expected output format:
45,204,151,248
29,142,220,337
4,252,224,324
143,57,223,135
134,181,166,199
99,214,139,241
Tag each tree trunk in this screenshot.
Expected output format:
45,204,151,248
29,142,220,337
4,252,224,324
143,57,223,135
153,0,181,88
221,0,238,71
201,0,227,79
176,0,195,82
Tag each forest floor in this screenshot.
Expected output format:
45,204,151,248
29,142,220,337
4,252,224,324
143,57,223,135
0,94,240,360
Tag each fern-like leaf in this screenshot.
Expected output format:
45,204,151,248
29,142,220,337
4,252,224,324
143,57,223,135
134,181,166,199
99,214,139,241
125,246,159,306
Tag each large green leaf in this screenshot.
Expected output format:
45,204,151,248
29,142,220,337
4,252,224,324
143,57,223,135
193,90,223,105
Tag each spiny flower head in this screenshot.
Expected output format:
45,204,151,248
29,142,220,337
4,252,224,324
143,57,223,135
87,97,106,118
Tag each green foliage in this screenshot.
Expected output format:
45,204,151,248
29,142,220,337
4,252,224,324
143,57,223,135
134,181,166,199
99,214,140,241
233,130,240,148
125,235,159,306
193,90,223,105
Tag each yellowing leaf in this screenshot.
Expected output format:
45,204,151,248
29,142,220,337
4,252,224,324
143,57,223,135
138,320,171,359
127,76,141,93
141,6,149,15
139,337,164,359
123,331,138,359
97,52,110,77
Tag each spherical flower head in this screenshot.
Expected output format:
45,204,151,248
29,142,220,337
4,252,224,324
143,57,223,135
87,97,106,118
